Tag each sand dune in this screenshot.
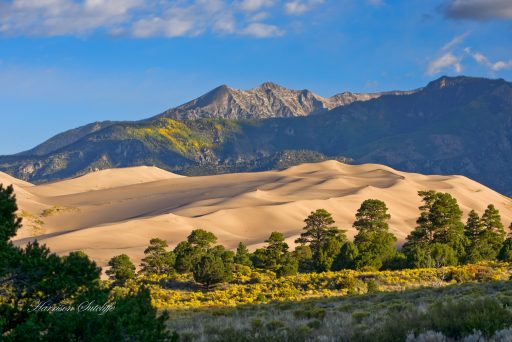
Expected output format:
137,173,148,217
4,161,512,267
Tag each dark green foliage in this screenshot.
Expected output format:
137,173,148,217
0,184,21,244
106,254,136,286
234,242,253,267
332,241,358,270
498,224,512,261
429,243,458,267
173,241,196,273
353,200,397,270
404,243,457,268
276,253,299,277
252,232,289,271
193,251,231,290
498,238,512,262
296,209,347,272
404,191,467,264
480,204,506,255
140,238,176,276
175,229,219,273
293,245,314,273
188,229,218,251
465,206,506,262
0,185,172,340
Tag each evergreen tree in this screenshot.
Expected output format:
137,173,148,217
353,199,397,270
481,204,506,254
0,184,21,245
293,245,314,273
234,242,252,267
464,210,484,239
0,184,171,340
276,253,299,277
429,243,458,267
252,232,289,271
173,241,195,273
498,223,512,262
295,209,346,272
188,229,217,251
174,229,218,273
464,210,487,263
140,238,175,276
403,191,467,262
193,251,230,290
332,241,359,270
106,254,136,286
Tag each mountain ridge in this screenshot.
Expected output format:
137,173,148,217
1,75,511,197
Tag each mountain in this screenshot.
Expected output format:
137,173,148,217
1,76,512,196
156,82,414,120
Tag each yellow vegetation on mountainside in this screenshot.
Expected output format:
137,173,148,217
124,118,213,156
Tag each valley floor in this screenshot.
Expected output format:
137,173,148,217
118,262,512,341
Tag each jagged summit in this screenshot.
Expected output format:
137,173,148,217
158,82,415,120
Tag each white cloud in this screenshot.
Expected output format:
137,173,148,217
242,22,283,37
238,0,275,12
284,0,324,15
0,0,285,38
441,31,470,51
464,48,512,72
426,53,463,75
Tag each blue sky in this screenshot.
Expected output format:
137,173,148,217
0,0,511,154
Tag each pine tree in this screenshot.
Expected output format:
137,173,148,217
0,184,22,245
174,229,218,273
403,191,467,263
106,254,136,286
332,241,359,270
140,238,175,276
0,185,172,340
353,199,397,270
234,242,252,267
464,210,487,263
188,229,218,251
498,223,512,262
295,209,346,271
481,204,506,254
193,251,230,290
464,210,483,239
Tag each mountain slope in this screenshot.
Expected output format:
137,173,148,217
1,76,511,196
11,161,512,266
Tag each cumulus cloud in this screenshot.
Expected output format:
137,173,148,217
426,53,463,75
284,0,323,15
0,0,284,38
442,0,512,21
464,48,512,72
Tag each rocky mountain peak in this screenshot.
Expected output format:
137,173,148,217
156,82,401,121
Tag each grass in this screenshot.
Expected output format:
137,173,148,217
164,280,512,341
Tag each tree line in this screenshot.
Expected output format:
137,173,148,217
107,190,512,289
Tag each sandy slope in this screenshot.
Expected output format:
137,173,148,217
4,162,512,267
